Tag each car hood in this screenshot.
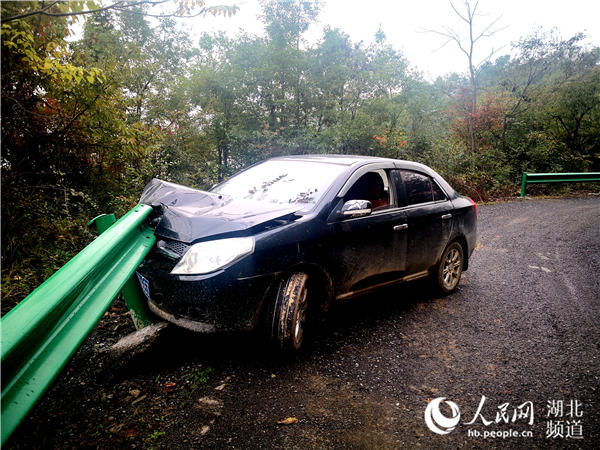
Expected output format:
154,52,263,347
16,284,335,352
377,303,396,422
139,178,302,243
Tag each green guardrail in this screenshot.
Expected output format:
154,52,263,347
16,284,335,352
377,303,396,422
0,204,156,445
521,172,600,197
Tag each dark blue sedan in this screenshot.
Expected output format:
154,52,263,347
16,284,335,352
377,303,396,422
137,155,477,351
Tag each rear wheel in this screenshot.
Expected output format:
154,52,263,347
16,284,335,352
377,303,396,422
435,242,463,294
269,272,310,352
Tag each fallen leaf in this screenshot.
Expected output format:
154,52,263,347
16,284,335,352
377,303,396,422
162,381,177,393
197,397,223,416
109,424,124,433
198,397,222,407
215,384,226,391
122,427,138,438
277,417,298,425
131,394,147,405
129,389,141,398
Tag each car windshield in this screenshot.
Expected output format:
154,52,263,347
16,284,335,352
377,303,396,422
210,160,346,211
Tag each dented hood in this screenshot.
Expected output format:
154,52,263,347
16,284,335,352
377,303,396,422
140,178,301,243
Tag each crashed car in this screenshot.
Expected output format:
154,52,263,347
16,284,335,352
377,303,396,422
137,155,477,351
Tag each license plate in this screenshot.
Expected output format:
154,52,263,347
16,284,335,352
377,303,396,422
136,272,151,301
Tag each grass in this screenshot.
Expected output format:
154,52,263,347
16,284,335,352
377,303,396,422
187,366,215,390
149,430,165,440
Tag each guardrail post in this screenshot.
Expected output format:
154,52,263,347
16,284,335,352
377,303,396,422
521,173,528,197
88,214,153,330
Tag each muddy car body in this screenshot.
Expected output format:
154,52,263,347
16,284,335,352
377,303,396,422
137,155,477,350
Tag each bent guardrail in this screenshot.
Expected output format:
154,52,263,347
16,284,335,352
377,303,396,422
520,172,600,197
0,204,156,445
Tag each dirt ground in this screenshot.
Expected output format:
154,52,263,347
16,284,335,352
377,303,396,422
6,196,600,449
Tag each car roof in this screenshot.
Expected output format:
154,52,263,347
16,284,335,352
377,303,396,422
268,154,437,173
269,154,396,167
266,154,456,198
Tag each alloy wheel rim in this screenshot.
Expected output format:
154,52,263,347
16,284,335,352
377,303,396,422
442,248,461,289
293,284,308,346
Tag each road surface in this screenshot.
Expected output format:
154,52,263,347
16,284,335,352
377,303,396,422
8,196,600,448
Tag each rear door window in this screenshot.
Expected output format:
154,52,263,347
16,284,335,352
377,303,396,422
401,171,433,205
398,170,447,205
432,180,447,201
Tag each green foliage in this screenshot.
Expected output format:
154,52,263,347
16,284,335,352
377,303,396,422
187,366,215,390
0,3,191,308
148,430,165,440
438,29,599,199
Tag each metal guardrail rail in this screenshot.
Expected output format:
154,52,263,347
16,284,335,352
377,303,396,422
520,172,600,197
0,204,156,445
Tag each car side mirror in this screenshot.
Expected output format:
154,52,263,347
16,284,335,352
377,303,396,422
342,200,372,218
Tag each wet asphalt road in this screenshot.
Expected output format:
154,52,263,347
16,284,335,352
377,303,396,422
9,197,600,449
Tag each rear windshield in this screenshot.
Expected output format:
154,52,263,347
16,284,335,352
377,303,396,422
211,160,346,211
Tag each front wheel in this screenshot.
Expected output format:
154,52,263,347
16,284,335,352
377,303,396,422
269,272,310,352
435,242,463,294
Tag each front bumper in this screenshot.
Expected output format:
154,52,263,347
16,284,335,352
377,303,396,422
137,255,279,333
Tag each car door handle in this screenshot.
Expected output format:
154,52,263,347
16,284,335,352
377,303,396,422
441,214,452,220
393,224,408,231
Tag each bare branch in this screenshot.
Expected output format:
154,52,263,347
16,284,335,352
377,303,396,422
1,1,161,23
421,25,471,59
442,24,461,41
112,5,238,19
420,27,454,40
1,0,237,24
449,0,470,24
432,37,457,53
474,44,507,71
473,16,508,44
112,5,207,18
39,1,63,14
470,0,480,18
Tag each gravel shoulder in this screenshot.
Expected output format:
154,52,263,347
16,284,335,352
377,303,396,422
6,196,600,449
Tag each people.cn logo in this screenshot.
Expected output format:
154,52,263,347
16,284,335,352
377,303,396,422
424,397,461,435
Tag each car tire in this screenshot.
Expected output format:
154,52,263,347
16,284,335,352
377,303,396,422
269,272,310,352
435,242,463,294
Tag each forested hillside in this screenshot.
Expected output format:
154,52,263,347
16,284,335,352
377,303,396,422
2,0,599,307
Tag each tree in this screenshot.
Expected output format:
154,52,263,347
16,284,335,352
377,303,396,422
491,30,600,174
259,0,320,134
426,0,505,152
0,2,229,307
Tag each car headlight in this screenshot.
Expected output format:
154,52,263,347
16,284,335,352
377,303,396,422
170,237,255,275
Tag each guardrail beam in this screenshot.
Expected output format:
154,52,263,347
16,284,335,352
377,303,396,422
520,172,600,197
1,205,156,445
88,213,154,329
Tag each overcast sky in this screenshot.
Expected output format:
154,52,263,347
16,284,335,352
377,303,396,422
184,0,600,80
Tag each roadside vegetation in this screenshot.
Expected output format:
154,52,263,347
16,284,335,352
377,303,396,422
2,0,599,309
